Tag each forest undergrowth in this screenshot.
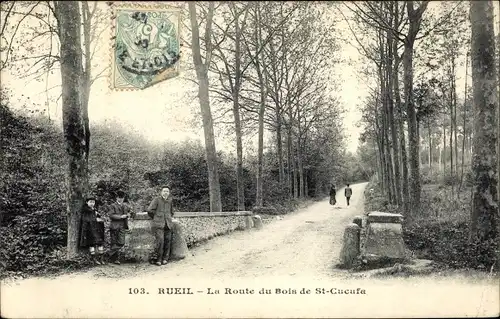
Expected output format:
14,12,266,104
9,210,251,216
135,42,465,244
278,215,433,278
364,170,498,273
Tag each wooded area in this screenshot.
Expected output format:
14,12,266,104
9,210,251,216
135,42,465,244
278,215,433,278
0,1,370,273
350,0,498,270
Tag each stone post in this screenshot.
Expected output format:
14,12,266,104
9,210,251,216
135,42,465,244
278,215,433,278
170,219,188,260
339,223,361,268
252,215,263,229
352,216,363,228
244,216,254,229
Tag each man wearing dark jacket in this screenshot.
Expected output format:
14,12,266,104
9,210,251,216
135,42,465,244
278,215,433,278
107,190,131,264
345,184,353,206
147,186,174,266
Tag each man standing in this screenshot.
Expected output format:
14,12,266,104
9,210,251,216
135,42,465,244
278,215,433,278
345,184,353,206
107,190,131,265
147,186,174,266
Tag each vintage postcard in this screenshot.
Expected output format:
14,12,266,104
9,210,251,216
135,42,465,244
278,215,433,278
1,1,499,318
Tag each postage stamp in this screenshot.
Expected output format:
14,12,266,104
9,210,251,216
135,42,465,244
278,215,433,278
110,4,181,90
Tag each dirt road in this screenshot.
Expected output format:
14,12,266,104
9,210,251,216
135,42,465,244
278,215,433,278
2,182,498,318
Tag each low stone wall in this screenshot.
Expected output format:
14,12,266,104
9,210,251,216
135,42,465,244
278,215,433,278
123,211,253,262
174,211,252,247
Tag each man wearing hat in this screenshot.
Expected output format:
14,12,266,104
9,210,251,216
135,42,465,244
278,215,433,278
79,196,106,265
107,190,132,264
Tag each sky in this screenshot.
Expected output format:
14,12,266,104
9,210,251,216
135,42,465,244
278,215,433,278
3,1,499,156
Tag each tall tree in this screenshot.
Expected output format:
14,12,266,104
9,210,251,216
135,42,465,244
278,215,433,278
188,2,223,212
469,0,498,265
209,2,250,211
53,0,87,258
402,0,429,218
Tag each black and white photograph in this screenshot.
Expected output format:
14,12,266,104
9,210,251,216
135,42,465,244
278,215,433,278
0,1,499,318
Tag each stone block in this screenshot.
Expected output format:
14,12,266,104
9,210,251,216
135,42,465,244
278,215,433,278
352,216,363,228
124,219,155,262
252,215,263,229
363,222,407,260
124,218,188,262
133,212,151,220
367,211,403,224
252,206,278,215
244,216,254,229
339,223,361,268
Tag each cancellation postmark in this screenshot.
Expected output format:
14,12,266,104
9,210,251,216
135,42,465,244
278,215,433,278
110,3,181,90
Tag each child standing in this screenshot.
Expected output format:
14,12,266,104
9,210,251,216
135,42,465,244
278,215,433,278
79,196,106,265
107,190,131,265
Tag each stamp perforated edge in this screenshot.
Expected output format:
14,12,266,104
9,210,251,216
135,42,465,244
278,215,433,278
108,1,184,92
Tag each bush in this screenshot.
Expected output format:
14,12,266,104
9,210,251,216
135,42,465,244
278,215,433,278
404,220,498,270
442,172,460,186
364,178,498,271
0,104,66,224
0,209,66,273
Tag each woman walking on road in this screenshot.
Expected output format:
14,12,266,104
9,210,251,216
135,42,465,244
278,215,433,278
329,184,337,205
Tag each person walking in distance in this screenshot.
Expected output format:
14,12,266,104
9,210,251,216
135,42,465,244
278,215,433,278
147,186,174,266
107,190,131,265
329,184,337,206
345,184,353,206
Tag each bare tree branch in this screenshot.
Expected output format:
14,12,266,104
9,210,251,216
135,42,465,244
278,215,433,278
0,1,16,38
1,1,40,71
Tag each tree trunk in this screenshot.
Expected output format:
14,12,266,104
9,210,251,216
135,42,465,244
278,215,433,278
404,0,428,219
403,43,421,219
438,144,442,172
376,135,386,192
54,0,87,258
254,2,266,207
450,100,454,177
428,118,432,172
449,92,455,196
231,6,245,211
373,137,383,185
297,139,304,198
292,140,298,199
380,68,394,204
233,94,245,210
276,113,285,185
394,56,410,213
81,2,92,195
469,0,498,263
255,73,266,207
459,51,469,191
287,125,293,198
498,3,500,240
189,2,222,212
443,124,447,177
304,171,308,197
387,21,402,206
452,58,459,176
